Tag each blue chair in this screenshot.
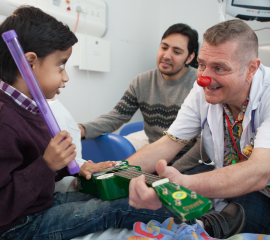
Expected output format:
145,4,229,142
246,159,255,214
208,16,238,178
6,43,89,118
119,121,144,136
81,133,136,163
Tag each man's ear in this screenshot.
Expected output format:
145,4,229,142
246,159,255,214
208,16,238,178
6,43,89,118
25,52,38,70
185,52,195,65
247,58,261,81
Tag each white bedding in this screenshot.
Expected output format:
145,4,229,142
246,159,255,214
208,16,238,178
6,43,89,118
72,228,133,240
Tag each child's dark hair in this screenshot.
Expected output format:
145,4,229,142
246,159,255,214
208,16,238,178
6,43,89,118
0,6,78,84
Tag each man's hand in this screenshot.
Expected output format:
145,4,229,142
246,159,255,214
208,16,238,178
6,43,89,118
129,174,162,210
129,159,182,210
43,130,77,172
78,124,85,138
79,160,116,180
156,159,182,184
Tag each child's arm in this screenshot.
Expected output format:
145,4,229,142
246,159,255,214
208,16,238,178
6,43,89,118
43,130,77,172
0,127,75,228
79,161,116,180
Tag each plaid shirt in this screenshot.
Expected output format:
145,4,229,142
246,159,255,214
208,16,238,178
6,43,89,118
0,79,39,114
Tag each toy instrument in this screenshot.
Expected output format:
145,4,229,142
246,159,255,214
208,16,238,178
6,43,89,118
77,161,211,221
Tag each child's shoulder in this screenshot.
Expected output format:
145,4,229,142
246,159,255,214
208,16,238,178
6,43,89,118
0,101,3,111
0,100,18,138
0,99,9,118
0,99,15,125
0,97,26,129
0,96,14,115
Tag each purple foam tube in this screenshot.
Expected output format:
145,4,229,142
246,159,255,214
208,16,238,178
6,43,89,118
2,30,80,175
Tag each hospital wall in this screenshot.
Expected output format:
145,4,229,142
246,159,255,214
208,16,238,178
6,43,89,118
159,0,270,67
55,0,161,130
0,0,270,134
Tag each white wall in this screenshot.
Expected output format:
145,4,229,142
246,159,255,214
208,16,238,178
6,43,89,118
259,46,270,65
159,0,270,66
56,0,161,131
1,0,270,132
159,0,221,48
0,14,5,23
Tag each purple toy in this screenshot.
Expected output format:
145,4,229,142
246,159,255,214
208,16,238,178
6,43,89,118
2,30,80,175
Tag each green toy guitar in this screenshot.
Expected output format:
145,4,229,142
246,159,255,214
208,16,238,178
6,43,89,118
77,161,211,221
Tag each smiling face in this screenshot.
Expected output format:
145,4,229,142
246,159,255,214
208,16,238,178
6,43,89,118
156,33,194,81
32,47,72,99
197,41,251,106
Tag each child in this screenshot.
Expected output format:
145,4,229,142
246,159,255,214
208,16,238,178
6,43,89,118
0,6,172,240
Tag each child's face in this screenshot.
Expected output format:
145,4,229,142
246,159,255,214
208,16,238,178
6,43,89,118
33,47,72,99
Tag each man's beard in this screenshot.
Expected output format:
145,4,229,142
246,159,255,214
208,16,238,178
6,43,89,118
159,63,185,77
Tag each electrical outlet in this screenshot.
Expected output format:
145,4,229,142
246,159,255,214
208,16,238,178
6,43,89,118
76,4,88,14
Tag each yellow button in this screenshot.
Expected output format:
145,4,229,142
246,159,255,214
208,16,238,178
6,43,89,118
172,191,187,200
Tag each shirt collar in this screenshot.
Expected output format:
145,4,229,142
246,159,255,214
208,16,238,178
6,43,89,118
0,79,40,115
222,97,249,125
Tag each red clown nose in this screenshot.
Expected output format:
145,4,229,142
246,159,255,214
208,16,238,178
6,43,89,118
197,76,211,87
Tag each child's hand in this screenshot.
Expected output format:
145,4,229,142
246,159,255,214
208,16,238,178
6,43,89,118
43,130,76,172
79,160,116,180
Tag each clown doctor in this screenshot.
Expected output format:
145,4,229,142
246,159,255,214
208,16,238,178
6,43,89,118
127,19,270,234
